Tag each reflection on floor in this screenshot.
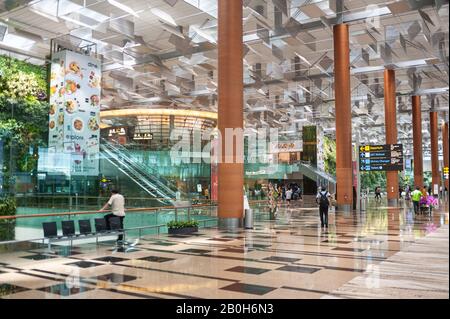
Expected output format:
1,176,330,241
0,202,448,299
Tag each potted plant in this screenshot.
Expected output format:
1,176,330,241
167,220,199,235
0,196,16,241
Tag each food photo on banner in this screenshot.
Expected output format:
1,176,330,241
48,50,101,176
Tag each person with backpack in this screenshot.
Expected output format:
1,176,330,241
374,186,382,202
316,186,331,229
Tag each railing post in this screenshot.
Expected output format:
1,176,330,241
188,207,191,221
175,208,178,222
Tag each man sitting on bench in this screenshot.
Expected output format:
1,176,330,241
100,189,126,243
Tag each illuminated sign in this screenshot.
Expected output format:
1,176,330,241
108,128,127,136
133,133,153,140
444,166,449,180
359,144,404,171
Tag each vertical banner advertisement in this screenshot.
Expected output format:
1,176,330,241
48,50,101,176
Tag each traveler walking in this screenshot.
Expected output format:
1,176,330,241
100,189,126,243
316,186,331,229
374,186,382,202
411,186,422,215
285,188,293,208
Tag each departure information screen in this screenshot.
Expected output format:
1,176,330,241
359,144,404,171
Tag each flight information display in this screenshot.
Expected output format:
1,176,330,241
359,144,404,171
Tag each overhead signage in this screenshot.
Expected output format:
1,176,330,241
359,144,404,172
108,127,127,136
269,140,302,153
444,167,449,180
133,133,153,140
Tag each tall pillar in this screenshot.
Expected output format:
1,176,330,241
333,24,353,211
442,122,449,193
217,0,244,228
412,96,423,188
430,112,440,195
384,69,399,205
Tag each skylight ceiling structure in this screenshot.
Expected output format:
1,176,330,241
0,0,448,148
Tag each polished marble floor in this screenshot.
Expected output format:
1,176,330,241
0,201,448,299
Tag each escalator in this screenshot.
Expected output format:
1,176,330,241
100,139,185,203
296,161,336,190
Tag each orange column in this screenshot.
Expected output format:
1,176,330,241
412,96,423,188
442,122,449,192
333,24,353,211
430,112,440,195
384,69,399,204
217,0,244,227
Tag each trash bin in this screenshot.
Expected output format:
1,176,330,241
360,196,367,211
244,209,253,229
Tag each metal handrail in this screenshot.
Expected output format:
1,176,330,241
0,203,216,220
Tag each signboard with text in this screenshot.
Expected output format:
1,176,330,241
48,50,101,176
359,144,404,171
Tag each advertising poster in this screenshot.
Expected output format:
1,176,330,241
48,50,101,176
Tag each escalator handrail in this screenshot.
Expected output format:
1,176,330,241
101,139,181,195
100,142,177,196
101,146,175,200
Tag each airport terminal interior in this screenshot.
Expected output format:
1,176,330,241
0,0,448,299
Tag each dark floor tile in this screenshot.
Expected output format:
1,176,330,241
207,238,234,242
91,273,137,284
93,256,129,263
167,235,191,238
0,284,29,297
253,235,276,239
321,240,352,244
332,247,366,252
262,256,301,263
226,266,271,275
220,235,245,239
179,248,211,254
138,256,174,263
21,254,58,261
65,261,104,268
244,244,271,249
221,248,254,253
38,283,92,296
150,241,178,246
108,247,141,253
220,282,276,296
276,265,320,274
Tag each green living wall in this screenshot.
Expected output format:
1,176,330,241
0,55,49,193
323,135,336,176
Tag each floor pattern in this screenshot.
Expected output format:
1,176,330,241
0,202,448,299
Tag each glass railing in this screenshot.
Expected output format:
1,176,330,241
0,203,218,245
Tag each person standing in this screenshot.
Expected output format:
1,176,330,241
285,188,293,208
316,186,331,229
375,186,382,202
100,189,126,242
411,186,422,215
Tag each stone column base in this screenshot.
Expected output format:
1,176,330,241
387,199,398,207
218,218,243,230
336,204,352,212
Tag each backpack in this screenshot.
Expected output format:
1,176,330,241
317,192,329,207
